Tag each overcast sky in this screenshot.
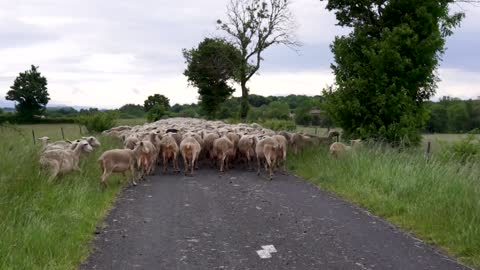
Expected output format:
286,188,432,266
1,0,480,109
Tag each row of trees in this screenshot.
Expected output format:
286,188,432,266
426,97,480,133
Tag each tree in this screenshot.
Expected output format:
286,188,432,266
144,94,170,112
217,0,300,118
264,101,290,120
119,104,145,118
183,38,242,119
5,65,49,121
146,104,166,122
322,1,464,145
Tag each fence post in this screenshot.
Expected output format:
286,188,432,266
315,127,318,135
32,129,36,145
79,125,82,135
61,127,65,140
425,141,431,160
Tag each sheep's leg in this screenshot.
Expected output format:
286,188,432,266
256,155,261,176
183,156,189,176
130,164,138,186
163,152,167,173
101,168,112,189
265,156,273,180
191,157,195,176
220,154,226,173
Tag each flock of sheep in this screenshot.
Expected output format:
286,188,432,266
37,118,361,187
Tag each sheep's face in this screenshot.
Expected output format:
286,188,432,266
84,136,101,147
81,141,94,153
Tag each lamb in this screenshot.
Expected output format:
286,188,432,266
40,140,93,181
290,133,306,154
160,133,180,173
255,137,279,180
180,136,201,176
329,139,362,158
238,135,256,170
98,142,147,187
212,136,234,173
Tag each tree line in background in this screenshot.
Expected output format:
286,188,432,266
2,1,476,142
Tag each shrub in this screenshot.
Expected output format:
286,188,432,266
439,134,480,163
146,104,166,122
262,119,296,131
79,111,117,133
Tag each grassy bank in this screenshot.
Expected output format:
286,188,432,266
288,145,480,268
0,124,125,270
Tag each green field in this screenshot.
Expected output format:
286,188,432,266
0,124,125,270
116,118,147,126
288,140,480,268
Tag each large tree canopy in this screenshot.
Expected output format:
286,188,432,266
6,65,49,121
217,0,299,118
144,94,170,112
183,38,242,119
322,0,464,145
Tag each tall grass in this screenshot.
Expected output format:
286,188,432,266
288,145,480,268
0,124,125,270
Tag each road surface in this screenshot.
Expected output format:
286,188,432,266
81,167,470,270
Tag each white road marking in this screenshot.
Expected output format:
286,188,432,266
256,244,277,259
261,245,277,253
256,249,272,259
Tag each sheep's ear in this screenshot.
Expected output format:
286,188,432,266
66,140,73,144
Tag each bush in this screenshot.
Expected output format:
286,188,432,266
439,134,480,163
146,104,166,122
79,111,117,133
262,119,296,131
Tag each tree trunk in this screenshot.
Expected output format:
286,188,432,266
240,79,249,119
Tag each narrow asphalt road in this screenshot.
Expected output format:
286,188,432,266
81,166,470,270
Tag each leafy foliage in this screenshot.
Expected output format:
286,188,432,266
425,97,480,133
217,0,299,118
146,104,167,122
118,104,145,119
79,111,118,133
183,38,241,119
262,119,296,131
322,0,464,145
144,94,170,112
5,65,50,121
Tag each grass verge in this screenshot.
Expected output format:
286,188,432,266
288,145,480,268
0,124,126,270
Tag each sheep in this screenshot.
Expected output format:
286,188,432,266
137,140,157,176
203,132,220,166
290,133,306,154
40,140,93,181
160,134,180,173
255,137,279,180
329,139,362,158
238,135,256,170
98,142,147,187
124,136,139,150
212,136,234,173
82,136,101,148
179,136,201,176
273,134,288,173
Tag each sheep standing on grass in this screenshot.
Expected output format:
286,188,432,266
40,140,93,181
98,142,147,188
329,139,362,158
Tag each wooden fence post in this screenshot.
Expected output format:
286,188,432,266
425,141,431,160
61,127,65,140
32,129,36,145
